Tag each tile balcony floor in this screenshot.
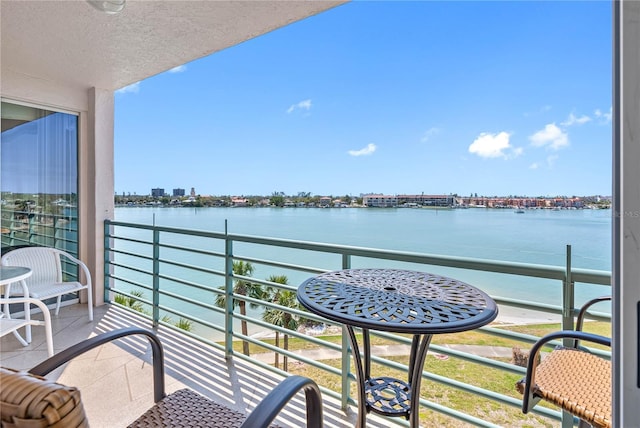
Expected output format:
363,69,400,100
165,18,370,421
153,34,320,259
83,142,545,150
0,303,390,428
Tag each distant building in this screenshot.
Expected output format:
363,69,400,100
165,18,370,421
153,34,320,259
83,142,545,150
231,197,248,207
173,188,185,197
190,187,196,197
363,194,398,207
319,196,332,207
396,194,454,207
151,188,165,197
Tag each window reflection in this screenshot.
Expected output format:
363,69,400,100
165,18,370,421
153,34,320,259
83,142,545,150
1,101,79,256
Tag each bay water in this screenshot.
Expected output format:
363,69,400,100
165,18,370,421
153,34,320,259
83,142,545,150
115,206,611,268
113,206,612,336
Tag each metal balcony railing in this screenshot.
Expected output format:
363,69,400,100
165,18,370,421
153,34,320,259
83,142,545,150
104,219,611,427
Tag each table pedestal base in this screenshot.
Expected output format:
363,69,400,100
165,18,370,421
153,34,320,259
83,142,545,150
346,326,432,428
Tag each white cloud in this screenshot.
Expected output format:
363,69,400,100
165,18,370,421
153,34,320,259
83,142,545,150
116,82,141,94
420,127,440,143
594,107,612,123
287,99,312,114
529,123,569,150
529,162,540,170
168,65,187,73
348,143,377,156
468,132,517,159
561,112,591,126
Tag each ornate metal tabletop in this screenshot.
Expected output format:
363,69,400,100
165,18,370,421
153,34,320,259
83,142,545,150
297,268,498,335
297,268,498,428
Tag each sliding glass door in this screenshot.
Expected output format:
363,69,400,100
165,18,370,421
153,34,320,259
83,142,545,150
1,100,79,256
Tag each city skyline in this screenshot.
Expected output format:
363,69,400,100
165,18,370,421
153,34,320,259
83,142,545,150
116,188,610,199
114,1,612,197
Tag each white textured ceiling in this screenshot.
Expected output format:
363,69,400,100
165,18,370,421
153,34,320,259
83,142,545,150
1,0,345,92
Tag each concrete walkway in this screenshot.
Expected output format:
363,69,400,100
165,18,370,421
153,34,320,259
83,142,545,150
252,342,514,364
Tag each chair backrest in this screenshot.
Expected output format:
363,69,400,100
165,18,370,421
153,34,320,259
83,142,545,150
1,247,62,287
0,367,89,427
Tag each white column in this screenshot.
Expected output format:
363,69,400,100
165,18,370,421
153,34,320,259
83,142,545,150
83,87,115,307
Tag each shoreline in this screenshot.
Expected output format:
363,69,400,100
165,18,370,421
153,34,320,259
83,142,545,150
249,304,568,341
491,304,562,326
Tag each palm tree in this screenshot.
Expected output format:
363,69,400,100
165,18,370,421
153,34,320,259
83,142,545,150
215,260,262,356
262,275,300,371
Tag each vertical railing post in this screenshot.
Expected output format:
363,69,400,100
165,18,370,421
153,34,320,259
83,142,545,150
562,244,575,333
561,244,574,428
103,221,111,303
224,220,234,359
341,253,352,411
152,228,160,327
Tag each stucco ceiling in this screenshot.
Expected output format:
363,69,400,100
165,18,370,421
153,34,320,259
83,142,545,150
1,0,345,92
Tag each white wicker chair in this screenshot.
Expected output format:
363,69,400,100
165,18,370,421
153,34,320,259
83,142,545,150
1,247,93,323
0,296,54,356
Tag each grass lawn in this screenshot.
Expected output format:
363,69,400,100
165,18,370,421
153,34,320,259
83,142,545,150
226,321,610,426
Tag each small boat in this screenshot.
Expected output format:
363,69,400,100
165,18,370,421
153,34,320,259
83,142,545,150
514,208,525,214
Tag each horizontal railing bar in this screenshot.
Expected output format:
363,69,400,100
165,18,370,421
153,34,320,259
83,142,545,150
110,289,150,304
571,269,612,285
158,288,223,315
231,330,343,376
108,261,154,276
492,296,562,314
239,294,315,320
156,304,225,334
107,275,152,292
579,310,611,322
481,326,545,347
108,220,227,240
427,343,526,375
106,234,153,246
108,248,154,261
154,241,225,258
231,254,330,276
260,280,299,294
156,258,223,277
158,323,225,354
157,275,224,297
230,312,344,352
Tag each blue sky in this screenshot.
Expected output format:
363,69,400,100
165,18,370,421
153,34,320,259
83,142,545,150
114,1,612,198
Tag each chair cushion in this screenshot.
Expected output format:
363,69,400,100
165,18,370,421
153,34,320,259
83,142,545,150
0,367,88,428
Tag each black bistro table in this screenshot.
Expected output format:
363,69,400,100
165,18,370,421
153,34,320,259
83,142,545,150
297,268,498,428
